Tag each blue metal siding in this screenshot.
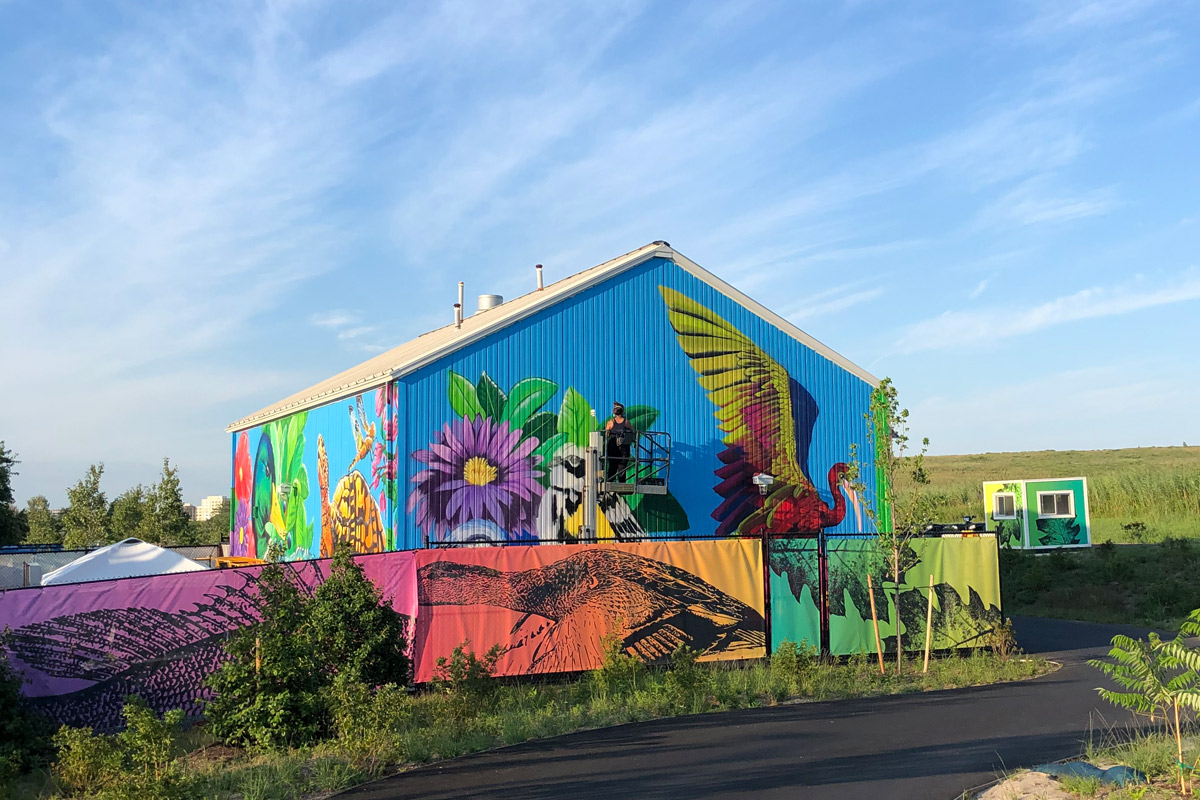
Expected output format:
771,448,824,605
397,256,877,548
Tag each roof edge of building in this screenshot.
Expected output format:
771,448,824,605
226,241,879,433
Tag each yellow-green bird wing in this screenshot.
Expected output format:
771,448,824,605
659,285,805,487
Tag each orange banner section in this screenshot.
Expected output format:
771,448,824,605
414,539,765,682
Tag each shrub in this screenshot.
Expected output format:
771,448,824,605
432,642,502,719
0,633,52,782
591,631,644,696
771,639,818,679
207,549,411,749
664,645,710,708
53,698,192,799
310,547,411,686
206,564,327,748
330,678,412,774
987,619,1019,660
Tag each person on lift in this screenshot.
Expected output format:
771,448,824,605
604,402,634,482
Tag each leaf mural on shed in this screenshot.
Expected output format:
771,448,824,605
1036,516,1084,547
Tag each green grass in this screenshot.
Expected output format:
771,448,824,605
1001,540,1200,629
7,652,1051,800
917,446,1200,543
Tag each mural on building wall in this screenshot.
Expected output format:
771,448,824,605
0,553,418,731
414,539,765,681
982,478,1089,549
408,371,689,544
230,387,397,560
984,481,1026,548
659,286,861,537
767,535,1001,655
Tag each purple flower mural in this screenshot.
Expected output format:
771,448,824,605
409,416,543,541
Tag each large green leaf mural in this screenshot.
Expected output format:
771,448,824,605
1036,517,1084,547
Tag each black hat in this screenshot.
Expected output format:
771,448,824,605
613,402,625,415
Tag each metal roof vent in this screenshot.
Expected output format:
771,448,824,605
477,294,503,312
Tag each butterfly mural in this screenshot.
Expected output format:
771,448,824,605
659,286,860,536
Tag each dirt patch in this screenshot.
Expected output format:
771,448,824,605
976,771,1075,800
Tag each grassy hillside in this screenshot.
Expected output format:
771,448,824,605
918,446,1200,543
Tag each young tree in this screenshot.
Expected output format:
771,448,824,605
0,443,28,547
109,486,147,542
61,464,109,550
140,459,192,546
848,378,934,673
23,496,63,546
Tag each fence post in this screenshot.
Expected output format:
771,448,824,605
867,573,885,674
923,573,934,673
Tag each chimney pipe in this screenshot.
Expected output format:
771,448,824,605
455,281,464,328
535,263,544,291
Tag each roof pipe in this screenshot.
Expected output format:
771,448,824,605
536,263,544,291
455,281,464,329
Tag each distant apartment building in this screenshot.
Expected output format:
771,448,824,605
195,495,226,522
182,503,198,521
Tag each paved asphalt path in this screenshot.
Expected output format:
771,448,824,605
339,617,1154,800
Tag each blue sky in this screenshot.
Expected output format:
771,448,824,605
1,0,1197,507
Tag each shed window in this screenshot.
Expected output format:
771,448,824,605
993,493,1016,519
1037,491,1074,518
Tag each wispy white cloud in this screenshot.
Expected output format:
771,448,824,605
968,278,991,299
1018,0,1164,39
974,176,1117,228
896,268,1200,353
310,310,361,329
783,283,884,321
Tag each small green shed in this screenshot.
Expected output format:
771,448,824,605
982,477,1091,549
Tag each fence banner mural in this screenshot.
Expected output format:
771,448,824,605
0,552,417,730
413,539,766,682
767,534,1001,656
766,536,821,652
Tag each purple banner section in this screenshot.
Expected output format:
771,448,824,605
0,551,417,731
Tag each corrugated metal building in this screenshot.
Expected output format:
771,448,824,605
227,242,881,560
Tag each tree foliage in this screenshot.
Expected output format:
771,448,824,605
0,443,28,547
191,497,230,545
61,464,110,550
140,459,192,546
109,486,147,542
23,495,63,546
1090,616,1200,794
206,548,411,748
0,632,52,782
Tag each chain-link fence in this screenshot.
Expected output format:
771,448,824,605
0,544,225,589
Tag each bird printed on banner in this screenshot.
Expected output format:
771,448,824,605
418,548,764,672
659,285,860,536
536,443,645,542
348,395,376,471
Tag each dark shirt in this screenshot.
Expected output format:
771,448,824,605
607,418,634,451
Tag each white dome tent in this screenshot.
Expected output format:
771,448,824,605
40,538,209,586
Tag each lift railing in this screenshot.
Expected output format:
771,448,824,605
598,430,671,495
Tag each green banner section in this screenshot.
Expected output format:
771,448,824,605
768,535,1001,655
766,537,821,651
